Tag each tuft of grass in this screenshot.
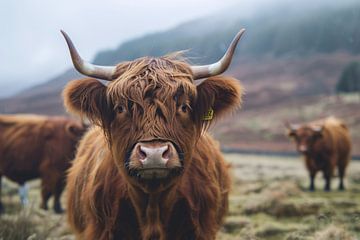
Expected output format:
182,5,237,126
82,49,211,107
285,231,313,240
330,199,358,208
222,216,250,233
238,226,258,240
0,208,58,240
242,181,299,215
269,199,322,218
314,225,356,240
350,173,360,185
242,181,322,217
0,211,42,240
255,222,296,238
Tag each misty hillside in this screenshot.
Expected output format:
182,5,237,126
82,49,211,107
93,2,360,65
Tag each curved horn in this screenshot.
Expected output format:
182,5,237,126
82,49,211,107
60,30,116,81
191,29,245,80
289,124,300,131
311,125,323,133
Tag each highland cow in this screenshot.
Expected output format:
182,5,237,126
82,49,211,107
287,117,351,191
0,114,86,213
61,29,245,239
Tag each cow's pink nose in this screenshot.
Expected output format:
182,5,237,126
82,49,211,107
298,145,307,153
136,142,172,168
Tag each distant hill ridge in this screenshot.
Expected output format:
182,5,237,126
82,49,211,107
93,2,360,65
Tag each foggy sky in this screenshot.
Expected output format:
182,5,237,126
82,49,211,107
0,0,352,97
0,0,240,97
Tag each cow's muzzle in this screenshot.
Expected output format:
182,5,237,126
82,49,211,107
297,144,308,154
127,141,182,180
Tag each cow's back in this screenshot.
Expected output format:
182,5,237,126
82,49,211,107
323,117,351,163
0,115,48,183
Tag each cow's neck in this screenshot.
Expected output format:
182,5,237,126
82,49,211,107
129,183,178,240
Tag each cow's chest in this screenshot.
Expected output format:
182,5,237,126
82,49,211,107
114,197,195,240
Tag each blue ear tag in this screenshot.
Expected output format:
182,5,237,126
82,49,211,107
202,108,214,121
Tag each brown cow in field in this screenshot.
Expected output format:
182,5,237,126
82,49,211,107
287,117,351,191
0,114,86,213
61,29,245,240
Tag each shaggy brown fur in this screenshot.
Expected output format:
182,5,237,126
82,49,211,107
64,56,243,239
287,117,352,191
0,114,86,213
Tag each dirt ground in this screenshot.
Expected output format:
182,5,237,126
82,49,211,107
1,153,360,240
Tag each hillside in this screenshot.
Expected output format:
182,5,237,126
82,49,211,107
0,2,359,154
93,2,360,65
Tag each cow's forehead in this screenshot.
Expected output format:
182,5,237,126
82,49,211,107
296,127,315,136
107,56,196,103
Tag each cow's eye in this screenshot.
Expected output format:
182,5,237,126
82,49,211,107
116,105,125,113
180,104,188,113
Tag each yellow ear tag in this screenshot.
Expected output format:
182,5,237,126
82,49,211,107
202,108,214,121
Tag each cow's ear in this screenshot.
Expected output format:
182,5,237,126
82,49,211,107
194,76,243,125
63,78,114,126
287,130,296,138
65,122,85,139
285,123,297,138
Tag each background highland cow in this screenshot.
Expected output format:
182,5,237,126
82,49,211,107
287,117,352,191
0,114,86,214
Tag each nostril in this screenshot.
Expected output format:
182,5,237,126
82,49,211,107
138,146,147,159
137,143,171,164
162,145,170,159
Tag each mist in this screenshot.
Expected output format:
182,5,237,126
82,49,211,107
0,0,357,98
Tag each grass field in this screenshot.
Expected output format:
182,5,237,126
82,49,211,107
1,154,360,240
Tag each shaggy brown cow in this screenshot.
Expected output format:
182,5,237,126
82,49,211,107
61,29,245,240
287,117,351,191
0,114,86,213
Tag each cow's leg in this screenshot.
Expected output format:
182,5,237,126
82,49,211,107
53,178,65,214
338,164,346,191
309,171,317,191
0,174,4,214
323,169,331,192
40,181,52,211
19,183,29,206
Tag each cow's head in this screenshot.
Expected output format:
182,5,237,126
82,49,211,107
44,118,87,166
286,123,323,154
62,30,244,191
64,119,88,158
65,120,88,141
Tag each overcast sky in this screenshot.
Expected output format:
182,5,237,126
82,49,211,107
0,0,349,97
0,0,245,97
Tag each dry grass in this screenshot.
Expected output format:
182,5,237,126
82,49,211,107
314,225,357,240
220,154,360,240
1,153,360,240
0,208,61,240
